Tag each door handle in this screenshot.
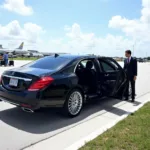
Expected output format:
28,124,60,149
105,74,109,77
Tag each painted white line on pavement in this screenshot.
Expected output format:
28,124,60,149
65,99,150,150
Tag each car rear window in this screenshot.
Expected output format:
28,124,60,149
24,56,71,70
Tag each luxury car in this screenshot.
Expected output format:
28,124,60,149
0,54,128,117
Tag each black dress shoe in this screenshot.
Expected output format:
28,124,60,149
131,99,135,102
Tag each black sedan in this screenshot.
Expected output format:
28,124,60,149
0,54,128,117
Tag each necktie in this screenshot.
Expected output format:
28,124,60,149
128,58,130,64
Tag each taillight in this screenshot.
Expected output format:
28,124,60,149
28,76,54,91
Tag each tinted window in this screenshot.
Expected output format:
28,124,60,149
80,60,87,67
79,60,95,69
107,59,119,70
61,65,75,74
101,62,115,72
24,56,71,70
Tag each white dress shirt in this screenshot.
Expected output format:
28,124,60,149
127,56,131,63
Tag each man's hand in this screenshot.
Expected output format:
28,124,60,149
134,76,137,81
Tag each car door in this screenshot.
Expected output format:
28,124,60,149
98,58,127,97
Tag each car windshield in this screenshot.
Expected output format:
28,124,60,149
23,56,72,70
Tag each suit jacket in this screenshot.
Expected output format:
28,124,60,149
124,57,137,79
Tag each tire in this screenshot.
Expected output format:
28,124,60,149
63,89,83,117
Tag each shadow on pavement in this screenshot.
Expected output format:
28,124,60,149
0,98,141,134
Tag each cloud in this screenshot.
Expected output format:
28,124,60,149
0,20,44,48
44,0,150,56
1,0,149,57
45,23,133,56
1,0,33,16
108,0,150,42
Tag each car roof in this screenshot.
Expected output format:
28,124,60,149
50,54,105,59
46,54,113,61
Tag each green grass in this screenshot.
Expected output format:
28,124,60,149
9,57,39,61
79,102,150,150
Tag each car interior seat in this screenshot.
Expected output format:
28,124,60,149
84,61,97,93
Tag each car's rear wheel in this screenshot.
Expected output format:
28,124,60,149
63,89,83,117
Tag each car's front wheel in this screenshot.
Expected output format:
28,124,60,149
63,89,83,117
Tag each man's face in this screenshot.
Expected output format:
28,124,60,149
125,52,130,57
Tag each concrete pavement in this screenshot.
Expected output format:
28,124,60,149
0,61,150,150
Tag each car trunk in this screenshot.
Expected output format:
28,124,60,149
1,67,55,92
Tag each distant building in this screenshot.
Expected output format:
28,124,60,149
113,57,124,61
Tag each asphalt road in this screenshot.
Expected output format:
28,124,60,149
0,61,150,150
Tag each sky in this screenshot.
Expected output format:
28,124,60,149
0,0,150,57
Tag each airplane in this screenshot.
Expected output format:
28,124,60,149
0,42,28,56
0,44,8,53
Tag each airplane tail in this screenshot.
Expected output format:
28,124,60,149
0,45,3,49
17,42,24,49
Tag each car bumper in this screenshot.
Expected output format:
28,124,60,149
0,85,65,109
0,85,40,109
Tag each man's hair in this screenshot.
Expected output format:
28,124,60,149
125,50,132,55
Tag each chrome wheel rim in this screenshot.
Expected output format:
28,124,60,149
68,91,83,116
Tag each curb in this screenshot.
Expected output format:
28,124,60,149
65,99,150,150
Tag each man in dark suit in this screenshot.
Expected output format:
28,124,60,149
124,50,137,102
